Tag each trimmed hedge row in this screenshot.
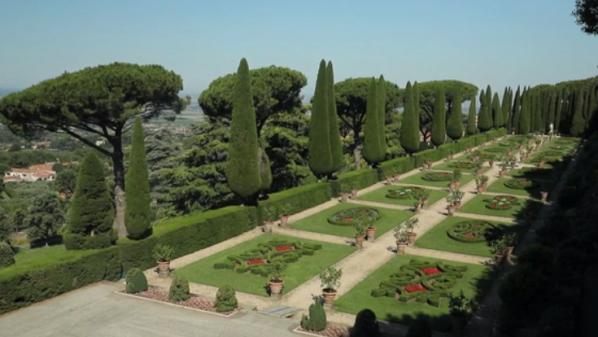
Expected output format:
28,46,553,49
258,182,331,221
330,168,380,196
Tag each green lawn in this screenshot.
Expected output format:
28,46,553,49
357,186,447,208
415,216,522,257
335,255,490,331
399,171,474,189
459,194,536,218
486,177,539,198
432,160,490,173
290,202,413,238
175,234,354,296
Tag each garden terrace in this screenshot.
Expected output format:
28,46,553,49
356,186,447,208
398,170,474,189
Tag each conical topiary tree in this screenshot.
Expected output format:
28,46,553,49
226,58,262,202
308,61,333,177
363,78,385,165
64,153,115,250
554,90,563,133
447,91,464,140
510,87,521,133
377,75,387,153
431,88,446,146
326,61,345,173
466,96,478,135
518,90,531,134
478,88,492,131
492,93,503,128
258,147,272,191
400,82,420,154
501,87,511,129
570,90,586,136
125,117,152,240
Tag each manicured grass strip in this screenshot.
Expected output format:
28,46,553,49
415,216,523,257
357,186,446,207
399,171,474,189
175,234,354,297
290,203,413,238
335,255,490,332
459,194,536,218
486,177,538,197
432,160,489,173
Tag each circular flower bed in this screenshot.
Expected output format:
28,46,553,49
504,178,534,190
448,161,480,170
327,207,381,226
447,221,496,243
386,186,424,199
486,195,520,210
421,172,452,182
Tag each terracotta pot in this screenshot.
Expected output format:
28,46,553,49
158,260,170,278
407,232,417,245
540,191,549,203
269,280,284,296
499,169,506,176
322,289,337,305
396,242,406,255
452,181,461,190
262,222,273,233
476,186,486,194
280,215,289,227
355,235,365,248
366,227,376,241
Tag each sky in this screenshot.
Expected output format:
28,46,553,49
0,0,597,97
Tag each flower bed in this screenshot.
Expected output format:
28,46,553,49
446,221,497,243
213,240,322,277
327,207,381,226
504,178,534,190
486,195,520,210
421,172,452,182
370,260,467,307
447,160,480,170
385,186,424,200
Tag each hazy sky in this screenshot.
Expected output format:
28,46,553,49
1,0,597,96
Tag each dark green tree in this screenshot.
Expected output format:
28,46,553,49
226,58,263,201
64,153,115,250
510,87,521,132
478,88,493,131
492,93,503,128
0,208,12,243
125,117,152,239
573,0,598,35
518,90,531,134
501,87,512,129
54,166,76,197
25,192,64,247
326,62,345,172
308,60,333,176
400,82,420,154
570,90,586,136
446,91,464,140
466,96,478,135
363,78,386,165
376,76,388,153
430,88,446,146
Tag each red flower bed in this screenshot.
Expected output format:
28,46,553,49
246,258,267,266
404,283,426,293
275,244,295,252
421,267,441,276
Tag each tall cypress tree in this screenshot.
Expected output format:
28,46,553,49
431,88,446,146
400,82,420,153
326,61,345,172
447,91,464,140
377,75,387,152
533,93,544,133
518,90,531,134
478,87,492,131
363,78,385,164
466,96,478,135
308,60,333,177
570,90,586,136
510,87,521,133
64,153,115,250
501,87,511,128
226,58,261,200
547,91,556,133
492,92,503,128
125,117,152,239
554,90,563,133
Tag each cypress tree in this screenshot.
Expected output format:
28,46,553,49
510,87,521,133
363,78,385,164
492,93,503,128
570,90,586,136
326,61,345,172
308,60,333,177
466,96,478,135
554,90,563,133
518,90,531,134
501,87,511,128
446,91,464,140
400,82,420,154
478,88,492,131
258,147,272,191
431,88,446,146
226,58,261,200
377,75,387,152
125,117,152,239
547,91,556,133
533,93,544,133
64,153,115,250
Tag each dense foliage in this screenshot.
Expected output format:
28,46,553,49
125,268,148,294
400,82,420,153
363,78,387,164
24,192,64,247
125,118,152,239
431,88,447,146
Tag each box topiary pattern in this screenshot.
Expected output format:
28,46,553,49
125,268,148,294
169,275,190,301
215,285,238,312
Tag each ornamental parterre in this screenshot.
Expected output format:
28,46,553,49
486,195,520,210
421,172,452,182
446,220,497,243
504,178,534,190
327,207,381,226
447,160,480,170
371,260,468,307
386,186,424,199
212,240,322,277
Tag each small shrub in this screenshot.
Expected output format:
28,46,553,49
169,275,190,301
300,297,327,332
350,308,380,337
215,285,238,312
125,268,148,294
152,244,174,262
0,242,15,268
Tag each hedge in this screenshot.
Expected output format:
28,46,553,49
258,182,331,222
331,168,380,196
413,149,444,167
378,156,415,178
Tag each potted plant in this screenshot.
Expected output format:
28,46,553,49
451,169,462,189
340,193,349,203
393,225,408,254
153,244,175,278
413,189,430,212
449,291,473,336
354,223,366,248
320,266,342,305
280,214,289,227
269,263,284,296
262,220,273,233
475,175,489,193
404,218,418,244
447,189,464,210
366,223,377,241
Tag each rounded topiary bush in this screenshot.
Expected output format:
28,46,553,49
169,275,190,302
300,299,327,332
0,241,15,268
215,285,238,312
125,268,148,294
